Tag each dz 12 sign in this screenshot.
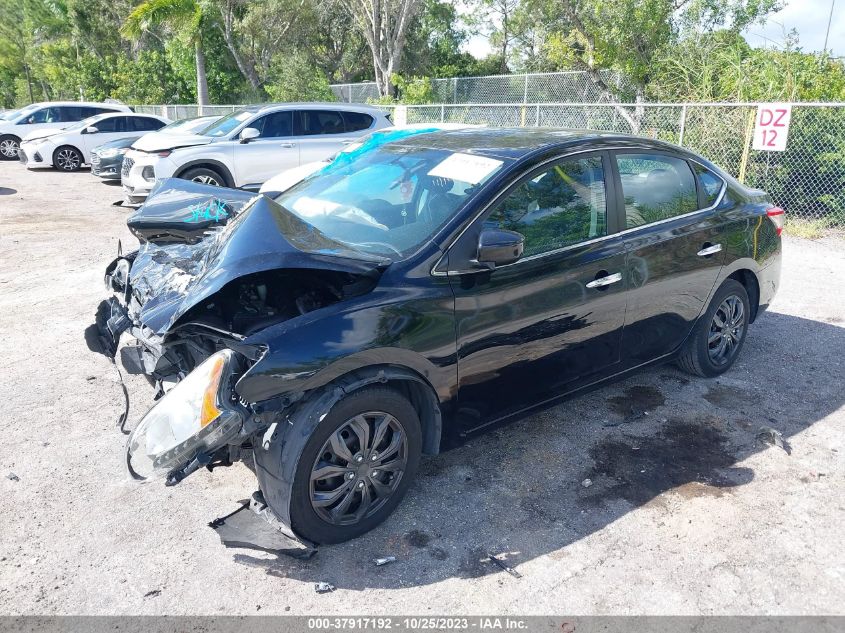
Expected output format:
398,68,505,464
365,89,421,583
752,103,792,152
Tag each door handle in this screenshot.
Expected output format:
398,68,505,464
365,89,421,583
697,243,722,257
279,142,296,148
586,272,622,289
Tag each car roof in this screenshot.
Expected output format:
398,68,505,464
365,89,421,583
250,102,388,115
389,127,691,160
29,101,130,108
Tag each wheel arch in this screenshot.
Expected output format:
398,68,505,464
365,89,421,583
727,268,761,323
0,133,21,142
175,159,235,188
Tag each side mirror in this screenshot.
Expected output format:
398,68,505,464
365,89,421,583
476,228,524,269
239,127,260,143
84,126,99,134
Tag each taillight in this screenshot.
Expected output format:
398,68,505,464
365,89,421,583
766,206,785,236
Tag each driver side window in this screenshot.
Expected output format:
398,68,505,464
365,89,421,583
486,155,607,257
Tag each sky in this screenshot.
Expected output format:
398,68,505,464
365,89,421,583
462,0,844,59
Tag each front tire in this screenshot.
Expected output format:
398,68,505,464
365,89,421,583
0,135,21,160
53,146,83,171
180,167,225,187
676,279,750,377
260,386,422,544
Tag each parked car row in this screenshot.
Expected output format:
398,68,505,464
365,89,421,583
5,100,393,207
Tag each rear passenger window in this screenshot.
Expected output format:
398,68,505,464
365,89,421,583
131,117,165,132
343,111,374,132
298,110,345,135
615,153,698,228
486,155,607,257
59,107,84,122
694,164,724,206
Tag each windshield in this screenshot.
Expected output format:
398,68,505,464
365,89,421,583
274,143,509,258
161,116,220,134
197,110,256,137
5,104,39,122
61,115,103,132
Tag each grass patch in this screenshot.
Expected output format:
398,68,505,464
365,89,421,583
784,217,844,239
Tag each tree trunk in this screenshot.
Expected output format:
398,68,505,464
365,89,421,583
195,39,209,111
24,65,34,103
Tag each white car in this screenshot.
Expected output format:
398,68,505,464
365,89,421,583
121,103,391,205
18,112,170,171
0,101,132,160
258,123,482,195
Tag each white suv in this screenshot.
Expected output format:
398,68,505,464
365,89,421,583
18,112,169,171
121,103,391,204
0,101,132,160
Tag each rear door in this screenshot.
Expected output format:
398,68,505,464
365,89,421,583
611,151,727,365
448,151,628,432
231,109,299,187
294,109,358,164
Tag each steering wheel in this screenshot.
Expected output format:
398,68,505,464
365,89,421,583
358,241,403,257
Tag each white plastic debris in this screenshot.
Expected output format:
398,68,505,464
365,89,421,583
581,478,592,488
314,581,336,594
374,556,396,567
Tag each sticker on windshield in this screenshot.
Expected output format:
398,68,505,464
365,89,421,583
428,152,502,184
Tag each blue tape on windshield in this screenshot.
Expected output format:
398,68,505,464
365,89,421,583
320,127,445,175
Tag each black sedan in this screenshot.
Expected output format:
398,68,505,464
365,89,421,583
96,128,782,544
91,136,138,180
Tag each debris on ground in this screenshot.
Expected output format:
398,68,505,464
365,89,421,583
374,556,396,567
6,472,20,482
581,478,593,488
757,426,792,454
488,552,522,579
143,589,161,598
315,581,336,594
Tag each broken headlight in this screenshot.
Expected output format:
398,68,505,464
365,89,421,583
126,349,244,481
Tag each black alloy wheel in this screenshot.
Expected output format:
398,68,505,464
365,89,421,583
676,278,750,377
309,411,409,525
708,295,746,366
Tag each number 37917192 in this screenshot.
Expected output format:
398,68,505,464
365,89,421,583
752,104,792,152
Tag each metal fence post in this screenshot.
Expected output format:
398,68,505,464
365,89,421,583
678,104,688,146
523,74,529,104
536,104,540,126
441,104,445,122
738,107,756,184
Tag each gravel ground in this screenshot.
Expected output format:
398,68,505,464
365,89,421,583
0,163,843,615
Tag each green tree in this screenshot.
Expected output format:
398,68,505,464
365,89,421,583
265,51,336,101
122,0,210,106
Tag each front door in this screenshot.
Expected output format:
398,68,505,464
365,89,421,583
232,110,299,187
448,152,627,433
611,151,727,365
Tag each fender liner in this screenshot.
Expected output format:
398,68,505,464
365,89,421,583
252,367,442,537
175,158,236,188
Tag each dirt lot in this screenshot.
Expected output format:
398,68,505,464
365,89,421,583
0,163,843,615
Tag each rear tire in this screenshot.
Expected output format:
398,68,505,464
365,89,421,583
180,167,225,187
676,279,750,377
53,146,84,171
0,135,21,160
258,386,422,544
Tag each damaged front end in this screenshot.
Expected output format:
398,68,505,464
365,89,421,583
94,177,387,490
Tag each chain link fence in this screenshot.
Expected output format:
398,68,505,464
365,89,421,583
400,102,845,224
131,99,845,224
330,71,625,104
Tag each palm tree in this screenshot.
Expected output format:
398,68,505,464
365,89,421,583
122,0,209,108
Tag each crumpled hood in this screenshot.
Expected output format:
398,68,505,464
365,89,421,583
127,178,257,243
126,192,389,335
132,131,211,152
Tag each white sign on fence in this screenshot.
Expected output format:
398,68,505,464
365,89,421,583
752,103,792,152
